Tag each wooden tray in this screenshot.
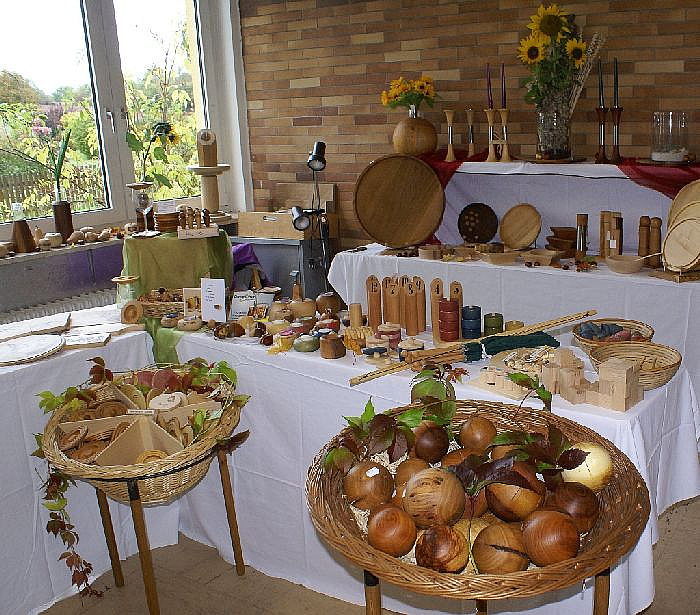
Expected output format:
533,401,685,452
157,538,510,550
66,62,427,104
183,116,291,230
0,334,64,366
500,203,541,249
668,179,700,227
354,155,444,248
457,202,498,243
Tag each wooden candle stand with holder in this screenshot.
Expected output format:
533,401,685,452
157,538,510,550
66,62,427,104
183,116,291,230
484,108,511,162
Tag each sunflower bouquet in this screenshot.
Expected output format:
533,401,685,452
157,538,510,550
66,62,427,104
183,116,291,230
380,76,438,113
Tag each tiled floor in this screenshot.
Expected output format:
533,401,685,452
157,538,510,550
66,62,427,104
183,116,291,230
43,495,700,615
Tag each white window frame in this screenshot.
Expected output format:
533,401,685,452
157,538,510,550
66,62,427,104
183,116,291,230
0,0,252,243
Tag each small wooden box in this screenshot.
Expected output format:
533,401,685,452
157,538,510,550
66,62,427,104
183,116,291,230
237,210,339,240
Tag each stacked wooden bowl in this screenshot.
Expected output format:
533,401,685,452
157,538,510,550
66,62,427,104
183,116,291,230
155,212,180,233
546,227,576,258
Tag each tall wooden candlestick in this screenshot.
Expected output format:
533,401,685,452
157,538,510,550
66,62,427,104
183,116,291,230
595,107,609,164
466,108,475,157
444,110,456,162
610,106,623,164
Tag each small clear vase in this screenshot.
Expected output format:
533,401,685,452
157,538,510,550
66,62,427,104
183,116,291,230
536,97,572,160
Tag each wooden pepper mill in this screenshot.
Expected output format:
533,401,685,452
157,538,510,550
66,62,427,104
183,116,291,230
648,217,662,268
638,216,650,260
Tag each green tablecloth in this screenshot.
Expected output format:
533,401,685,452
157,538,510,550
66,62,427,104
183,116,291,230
121,231,233,299
144,318,184,364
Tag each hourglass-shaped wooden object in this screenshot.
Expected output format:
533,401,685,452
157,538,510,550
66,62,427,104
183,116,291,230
484,108,511,162
444,110,456,162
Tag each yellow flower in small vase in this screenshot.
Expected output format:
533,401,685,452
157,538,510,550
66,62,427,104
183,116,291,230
528,3,571,41
518,33,547,65
566,38,587,69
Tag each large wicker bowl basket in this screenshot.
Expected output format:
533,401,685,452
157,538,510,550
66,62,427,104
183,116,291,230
42,371,243,505
590,341,682,390
306,400,650,602
572,318,654,355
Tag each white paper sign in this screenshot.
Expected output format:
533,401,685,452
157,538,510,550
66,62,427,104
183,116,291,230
201,278,226,322
229,290,256,320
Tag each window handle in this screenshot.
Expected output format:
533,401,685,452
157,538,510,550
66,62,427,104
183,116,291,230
105,109,116,133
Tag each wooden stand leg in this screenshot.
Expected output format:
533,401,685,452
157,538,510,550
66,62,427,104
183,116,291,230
476,599,488,614
217,448,246,576
128,480,160,615
593,568,610,615
95,488,124,587
364,570,381,615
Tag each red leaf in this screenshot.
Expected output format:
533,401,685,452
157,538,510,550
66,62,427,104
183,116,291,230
88,357,105,366
558,448,589,470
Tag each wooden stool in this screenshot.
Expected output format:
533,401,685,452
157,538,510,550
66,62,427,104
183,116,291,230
95,445,245,615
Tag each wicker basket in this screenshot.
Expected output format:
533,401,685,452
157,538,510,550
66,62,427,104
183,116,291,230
42,368,243,504
306,400,650,602
590,341,682,390
572,318,654,355
138,289,184,319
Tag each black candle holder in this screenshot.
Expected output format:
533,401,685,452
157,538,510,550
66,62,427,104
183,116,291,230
595,107,609,164
609,106,623,164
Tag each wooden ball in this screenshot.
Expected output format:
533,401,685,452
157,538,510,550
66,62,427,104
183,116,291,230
490,444,520,461
440,447,474,468
394,458,430,488
521,509,580,566
402,468,465,528
453,516,490,546
415,525,468,572
551,481,600,533
458,416,497,452
561,442,613,491
343,461,394,511
472,523,529,573
414,425,449,463
485,462,545,522
463,489,488,518
367,505,417,557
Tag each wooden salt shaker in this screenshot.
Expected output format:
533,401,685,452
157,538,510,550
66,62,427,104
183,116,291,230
648,217,662,268
638,216,650,259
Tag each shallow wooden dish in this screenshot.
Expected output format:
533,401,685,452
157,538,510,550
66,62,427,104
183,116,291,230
605,254,645,274
479,251,519,265
500,203,541,249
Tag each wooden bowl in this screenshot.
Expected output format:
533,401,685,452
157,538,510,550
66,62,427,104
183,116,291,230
549,227,577,240
572,318,654,355
589,341,682,390
546,236,576,250
605,254,645,274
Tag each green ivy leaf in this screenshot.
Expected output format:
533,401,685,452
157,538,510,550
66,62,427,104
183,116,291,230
412,378,447,400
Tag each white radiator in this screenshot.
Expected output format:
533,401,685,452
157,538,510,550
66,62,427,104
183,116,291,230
0,289,117,324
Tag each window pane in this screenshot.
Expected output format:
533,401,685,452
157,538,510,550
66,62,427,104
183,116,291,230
0,1,107,223
114,0,203,201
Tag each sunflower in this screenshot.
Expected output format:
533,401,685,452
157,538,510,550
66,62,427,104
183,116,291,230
518,33,547,65
566,38,587,69
166,130,180,145
528,4,570,41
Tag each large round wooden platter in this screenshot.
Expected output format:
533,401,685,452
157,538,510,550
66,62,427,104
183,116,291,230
500,203,541,249
668,179,700,227
663,215,700,271
354,155,444,248
457,202,498,243
0,334,64,366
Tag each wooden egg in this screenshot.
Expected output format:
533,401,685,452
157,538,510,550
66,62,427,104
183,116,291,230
343,461,394,511
440,447,474,468
394,458,430,488
561,442,613,491
462,489,488,518
458,416,497,452
472,523,529,573
453,517,491,571
521,509,580,566
485,462,545,522
402,468,465,528
490,444,520,461
367,505,417,557
550,481,600,533
414,425,449,463
415,525,468,572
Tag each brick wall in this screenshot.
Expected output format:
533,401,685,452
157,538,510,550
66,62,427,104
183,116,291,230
239,0,700,245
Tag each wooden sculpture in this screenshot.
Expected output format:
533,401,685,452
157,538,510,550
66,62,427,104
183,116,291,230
188,129,232,225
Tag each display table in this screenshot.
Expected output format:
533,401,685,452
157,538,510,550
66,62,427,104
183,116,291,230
120,231,233,298
328,244,700,425
173,330,700,615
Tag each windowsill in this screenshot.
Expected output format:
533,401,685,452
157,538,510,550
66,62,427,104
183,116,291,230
0,237,123,267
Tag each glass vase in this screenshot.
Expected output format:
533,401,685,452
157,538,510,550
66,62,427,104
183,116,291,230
536,96,572,160
126,181,154,231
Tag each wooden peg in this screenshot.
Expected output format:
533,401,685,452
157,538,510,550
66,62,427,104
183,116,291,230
413,276,426,332
638,216,650,258
430,279,443,345
404,282,419,336
449,281,463,311
444,110,456,162
366,275,382,331
398,275,410,328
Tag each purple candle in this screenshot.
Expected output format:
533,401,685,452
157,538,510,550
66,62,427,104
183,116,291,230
486,64,493,109
500,63,506,109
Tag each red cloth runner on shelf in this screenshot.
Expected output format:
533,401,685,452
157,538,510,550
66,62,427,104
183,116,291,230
617,158,700,199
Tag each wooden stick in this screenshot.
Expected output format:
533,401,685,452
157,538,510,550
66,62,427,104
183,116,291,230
217,449,246,576
414,276,426,332
128,480,160,615
349,309,597,386
429,279,443,345
593,568,611,615
384,283,400,324
364,570,382,615
366,275,382,331
96,488,124,587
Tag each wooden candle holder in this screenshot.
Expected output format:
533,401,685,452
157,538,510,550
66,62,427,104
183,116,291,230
188,129,231,225
484,108,511,162
444,110,456,162
609,106,623,164
595,107,609,164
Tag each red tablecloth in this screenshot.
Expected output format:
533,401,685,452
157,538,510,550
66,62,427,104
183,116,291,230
617,158,700,198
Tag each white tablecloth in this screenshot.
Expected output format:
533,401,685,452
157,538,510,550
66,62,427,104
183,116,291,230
0,309,180,615
437,162,670,251
172,331,700,615
328,244,700,426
